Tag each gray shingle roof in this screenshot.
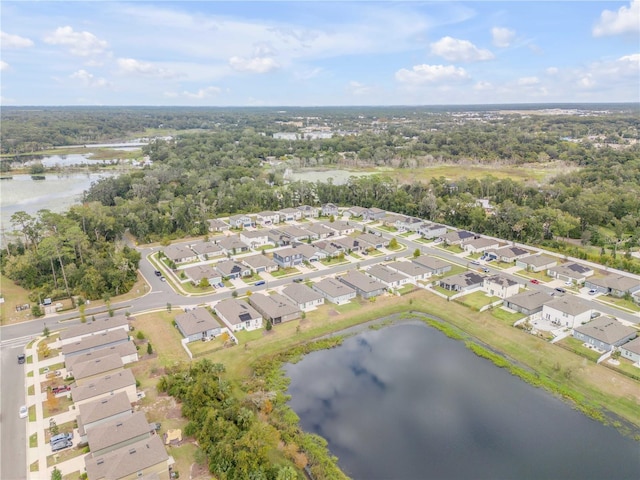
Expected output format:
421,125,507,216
85,435,168,480
574,317,637,345
174,308,221,336
86,411,151,453
77,391,132,426
214,299,262,326
282,283,324,305
71,369,136,403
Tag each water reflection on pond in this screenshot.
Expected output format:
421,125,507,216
284,321,640,480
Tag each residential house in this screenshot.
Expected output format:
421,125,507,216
541,297,593,328
297,205,319,218
267,229,291,247
438,271,485,292
483,275,520,299
282,284,325,311
71,369,137,406
355,232,388,250
273,246,305,268
386,261,432,282
332,236,364,253
190,241,223,261
305,222,334,239
215,235,249,255
228,214,254,229
487,245,530,263
380,214,406,228
292,244,326,262
162,243,197,264
572,317,637,352
312,277,357,304
214,298,263,332
620,337,640,364
175,307,223,343
60,315,130,346
366,265,410,289
239,230,272,249
325,220,356,235
362,207,387,221
280,225,314,242
255,211,281,227
547,262,594,284
207,218,229,233
344,206,367,219
321,203,340,217
584,274,640,298
503,290,548,316
84,436,170,480
62,329,130,358
412,255,452,276
463,237,501,254
216,260,251,280
338,270,387,299
249,293,302,325
241,254,278,274
314,239,344,257
475,198,495,215
86,411,152,457
71,354,124,387
418,223,447,239
516,254,558,273
65,341,139,369
77,392,133,441
395,216,423,232
182,264,222,287
278,207,303,222
440,230,475,246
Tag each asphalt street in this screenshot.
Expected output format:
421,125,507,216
2,224,639,479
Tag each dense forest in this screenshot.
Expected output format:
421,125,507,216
2,105,639,304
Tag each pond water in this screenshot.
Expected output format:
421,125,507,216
285,169,375,185
0,173,115,233
284,321,640,480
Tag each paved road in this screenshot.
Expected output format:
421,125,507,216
2,223,639,478
1,341,28,480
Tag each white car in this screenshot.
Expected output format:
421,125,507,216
19,405,28,419
564,281,573,286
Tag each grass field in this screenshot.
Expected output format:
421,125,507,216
456,291,501,311
0,274,34,325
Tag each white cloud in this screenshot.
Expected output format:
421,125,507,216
593,0,640,37
430,36,494,62
1,31,34,49
517,76,540,86
70,69,108,87
491,27,515,48
395,64,470,85
44,26,108,57
117,58,178,78
181,86,222,99
346,81,375,96
293,67,323,81
229,55,279,74
473,81,492,91
546,67,559,75
0,60,9,71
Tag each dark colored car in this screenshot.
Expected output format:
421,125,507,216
154,270,162,276
554,287,566,294
17,354,26,364
293,278,304,283
530,279,540,284
52,385,71,395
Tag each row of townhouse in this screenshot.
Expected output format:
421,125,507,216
55,316,173,479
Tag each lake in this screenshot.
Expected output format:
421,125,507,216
0,173,115,234
285,321,640,480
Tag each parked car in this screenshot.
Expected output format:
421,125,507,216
471,261,480,265
46,370,61,379
564,281,573,286
160,276,166,282
154,270,162,276
17,354,25,364
52,385,71,395
51,440,72,452
50,432,73,444
530,279,540,284
554,287,566,294
19,405,28,419
482,267,490,273
254,280,266,286
588,289,597,295
293,278,304,283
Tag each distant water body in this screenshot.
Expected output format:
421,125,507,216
285,322,640,480
0,172,115,234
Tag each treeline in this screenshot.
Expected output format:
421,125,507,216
1,206,140,303
157,357,346,480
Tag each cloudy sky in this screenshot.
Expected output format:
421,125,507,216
1,1,639,106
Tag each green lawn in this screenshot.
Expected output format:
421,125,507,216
559,337,602,362
599,296,640,313
397,284,418,295
443,244,464,253
456,291,501,311
432,285,456,297
377,225,397,233
235,329,265,343
242,273,263,284
29,433,37,448
514,270,552,282
491,308,525,325
320,258,349,266
270,267,300,278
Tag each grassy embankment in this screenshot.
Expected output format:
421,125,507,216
137,289,640,438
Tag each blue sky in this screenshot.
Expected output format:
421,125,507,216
1,1,639,106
